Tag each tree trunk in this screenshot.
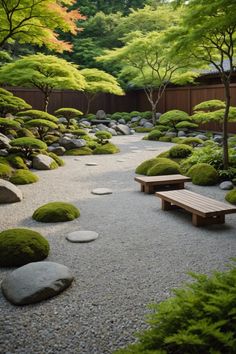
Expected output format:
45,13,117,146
152,104,157,125
86,98,91,115
222,81,230,169
43,93,50,112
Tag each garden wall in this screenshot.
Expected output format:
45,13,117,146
7,83,236,133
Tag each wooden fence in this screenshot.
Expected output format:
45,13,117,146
7,83,236,133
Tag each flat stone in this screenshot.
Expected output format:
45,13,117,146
66,230,99,243
85,163,98,166
219,181,234,190
0,179,23,204
47,146,65,156
1,262,74,305
116,124,131,135
117,159,126,162
92,188,112,195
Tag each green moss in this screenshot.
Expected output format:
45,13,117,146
95,131,112,140
225,189,236,204
171,137,184,143
73,129,88,136
16,127,35,138
43,135,59,145
181,137,204,146
159,136,172,142
169,144,193,158
49,160,58,169
86,140,99,150
65,147,93,155
135,158,159,175
10,137,47,150
147,129,162,141
159,110,190,127
0,228,49,267
0,163,13,179
7,155,28,169
48,152,65,166
134,127,153,133
187,163,218,185
0,157,10,166
33,202,80,222
147,158,180,176
93,143,120,154
176,121,198,130
10,169,39,185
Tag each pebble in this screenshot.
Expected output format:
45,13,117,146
85,163,98,166
91,188,112,195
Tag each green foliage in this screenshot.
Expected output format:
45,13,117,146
95,130,112,143
225,189,236,205
130,111,141,117
43,135,59,145
135,127,153,133
158,136,172,142
141,111,153,120
54,108,83,126
93,142,120,154
10,169,39,185
0,228,49,267
135,158,160,175
32,202,80,223
175,121,198,130
17,127,35,138
47,153,65,167
0,163,13,179
115,261,236,354
0,90,31,115
17,110,58,123
169,144,193,158
187,163,218,186
0,118,21,131
147,158,180,176
180,137,203,147
194,100,226,112
155,124,169,132
147,129,163,141
10,137,47,158
7,155,28,170
64,147,93,155
159,110,190,129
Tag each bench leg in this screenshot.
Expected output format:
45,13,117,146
192,214,225,227
162,199,172,211
141,184,145,192
175,182,185,189
144,184,154,194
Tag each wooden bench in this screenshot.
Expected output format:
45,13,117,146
155,189,236,226
135,174,191,194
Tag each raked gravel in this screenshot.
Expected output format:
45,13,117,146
0,134,236,354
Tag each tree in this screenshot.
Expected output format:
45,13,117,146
80,68,124,114
167,0,236,169
98,31,197,123
192,100,236,125
0,0,85,52
0,54,86,111
0,88,31,115
54,108,83,128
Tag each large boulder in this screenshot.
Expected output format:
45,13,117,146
0,133,11,149
143,122,154,128
59,136,86,150
106,127,117,136
96,110,106,119
0,179,23,203
47,146,66,156
220,181,234,190
32,154,56,170
116,124,131,135
1,261,74,305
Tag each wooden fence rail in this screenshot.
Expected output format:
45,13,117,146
6,83,236,133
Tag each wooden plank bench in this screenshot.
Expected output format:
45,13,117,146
155,189,236,226
135,174,191,194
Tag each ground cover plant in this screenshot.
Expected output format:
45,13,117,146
32,202,80,222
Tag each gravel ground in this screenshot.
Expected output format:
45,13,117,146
0,134,236,354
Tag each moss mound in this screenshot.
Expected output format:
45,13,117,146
0,228,49,267
48,152,65,166
93,143,120,154
187,163,218,185
181,137,203,146
33,202,80,222
10,169,39,185
169,144,193,158
147,158,181,176
135,158,159,175
7,155,28,169
0,163,13,179
225,189,236,204
159,136,172,142
147,129,162,141
64,147,93,155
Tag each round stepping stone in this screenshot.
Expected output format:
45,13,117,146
85,162,98,166
92,188,112,195
117,159,126,162
66,230,99,243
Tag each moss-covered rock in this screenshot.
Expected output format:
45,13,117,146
0,228,49,267
225,189,236,205
16,127,35,138
159,136,172,142
10,169,39,185
147,158,181,176
181,137,203,146
65,147,93,155
169,144,193,158
147,129,162,141
47,152,65,166
93,143,120,154
0,163,13,179
135,158,159,175
187,163,218,185
32,202,80,222
7,155,28,169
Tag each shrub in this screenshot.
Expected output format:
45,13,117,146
0,163,13,179
54,108,83,127
93,142,120,154
159,136,172,142
147,129,162,141
95,130,112,143
73,129,88,137
17,110,58,123
155,124,169,132
135,158,160,175
10,137,47,158
64,147,93,155
225,189,236,204
0,118,21,134
159,110,190,129
181,137,204,147
193,99,226,112
43,134,59,145
0,91,31,115
115,261,236,354
147,158,180,176
47,152,65,166
16,127,35,138
140,111,152,120
32,202,80,222
135,127,153,133
187,163,218,185
10,169,39,184
25,119,58,140
175,121,198,130
0,228,49,267
171,137,184,144
130,111,141,117
169,144,193,158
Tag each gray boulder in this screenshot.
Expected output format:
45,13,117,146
58,117,68,124
0,149,8,156
116,124,131,135
59,136,86,150
97,123,108,131
131,116,141,123
165,131,177,138
1,262,74,305
106,127,117,136
213,135,223,144
139,118,147,126
32,154,55,170
118,118,126,125
47,146,66,156
143,122,153,128
0,133,11,149
80,121,91,127
195,134,208,141
0,179,23,204
219,181,234,190
156,112,162,120
96,110,106,119
178,131,186,137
